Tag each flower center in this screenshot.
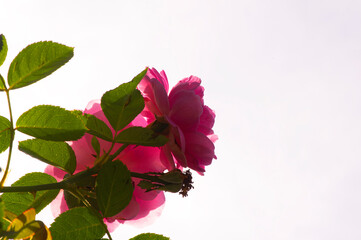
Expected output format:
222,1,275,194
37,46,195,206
149,117,170,136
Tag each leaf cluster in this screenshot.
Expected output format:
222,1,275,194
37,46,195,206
0,34,170,239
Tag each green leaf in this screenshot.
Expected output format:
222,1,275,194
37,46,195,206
7,41,73,90
0,73,6,91
1,172,59,215
71,110,88,126
0,34,8,67
129,233,170,240
49,207,105,240
19,139,76,174
91,136,101,156
0,199,4,230
16,105,87,141
0,115,12,153
115,126,168,146
101,68,147,132
86,114,113,142
96,160,134,218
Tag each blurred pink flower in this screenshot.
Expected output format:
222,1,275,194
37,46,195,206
45,100,166,231
138,68,217,174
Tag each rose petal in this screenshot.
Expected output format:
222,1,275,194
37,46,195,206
110,196,140,221
184,132,216,171
138,69,170,116
103,218,120,233
68,136,96,170
159,144,176,170
123,192,165,227
48,190,69,218
167,126,187,167
147,68,169,93
119,146,166,173
169,90,203,131
169,76,204,102
197,105,216,135
44,165,66,182
133,178,161,201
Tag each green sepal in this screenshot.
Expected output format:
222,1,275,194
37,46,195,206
19,139,76,174
16,105,87,141
100,68,147,132
138,180,182,193
49,207,105,240
95,160,134,218
7,41,73,90
115,126,168,146
0,34,8,67
158,169,183,184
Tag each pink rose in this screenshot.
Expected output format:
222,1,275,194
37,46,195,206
138,68,217,174
45,100,166,231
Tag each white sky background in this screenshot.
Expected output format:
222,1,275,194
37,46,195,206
1,0,361,239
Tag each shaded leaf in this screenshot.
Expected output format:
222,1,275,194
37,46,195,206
32,221,52,240
0,115,12,153
129,233,170,240
7,208,36,239
19,139,76,174
91,136,101,156
5,208,50,239
0,34,8,67
1,172,59,215
63,190,82,210
101,68,147,132
16,105,87,141
0,199,4,230
115,126,168,146
96,160,133,218
49,207,105,240
7,41,73,90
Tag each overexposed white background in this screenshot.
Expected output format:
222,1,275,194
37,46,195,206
1,1,361,239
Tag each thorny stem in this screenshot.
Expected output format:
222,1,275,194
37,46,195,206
0,167,98,193
0,168,167,193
